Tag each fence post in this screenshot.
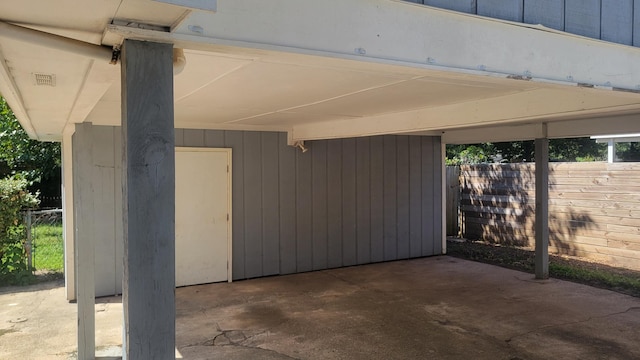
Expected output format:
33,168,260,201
25,209,32,270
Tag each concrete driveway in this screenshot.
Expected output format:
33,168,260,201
2,256,639,359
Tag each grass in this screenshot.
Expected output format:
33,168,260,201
447,239,640,298
32,224,64,272
549,262,640,295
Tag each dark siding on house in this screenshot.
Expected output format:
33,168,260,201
175,129,443,280
413,0,640,46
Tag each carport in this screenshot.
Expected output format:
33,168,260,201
1,0,640,359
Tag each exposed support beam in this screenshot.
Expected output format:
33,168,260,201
121,40,176,359
73,123,95,359
535,135,549,280
289,88,640,142
104,0,640,90
62,124,76,301
442,113,640,144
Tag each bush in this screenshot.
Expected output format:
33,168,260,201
0,177,39,285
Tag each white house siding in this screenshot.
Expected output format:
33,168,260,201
72,124,442,297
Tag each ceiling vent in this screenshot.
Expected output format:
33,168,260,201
33,73,56,87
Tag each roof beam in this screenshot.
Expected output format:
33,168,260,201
103,0,640,90
441,114,640,144
289,87,640,142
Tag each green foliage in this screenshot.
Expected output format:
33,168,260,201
446,143,494,165
616,142,640,162
0,97,61,183
447,138,608,164
0,177,39,285
446,145,491,165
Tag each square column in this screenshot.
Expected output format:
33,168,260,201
73,123,95,360
535,137,549,279
121,39,175,359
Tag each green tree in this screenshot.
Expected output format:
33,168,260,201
448,138,607,164
616,142,640,162
0,177,39,285
0,97,61,183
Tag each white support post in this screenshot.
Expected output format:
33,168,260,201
121,39,176,360
608,139,615,163
73,123,95,359
441,140,447,254
535,136,549,280
62,124,76,301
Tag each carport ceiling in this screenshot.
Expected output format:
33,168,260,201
1,0,639,141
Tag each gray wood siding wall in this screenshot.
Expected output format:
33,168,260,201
76,124,442,296
414,0,640,46
175,129,443,279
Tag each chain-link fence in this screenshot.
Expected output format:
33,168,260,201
23,209,63,273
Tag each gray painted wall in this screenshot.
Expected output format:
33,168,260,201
75,124,443,296
414,0,640,46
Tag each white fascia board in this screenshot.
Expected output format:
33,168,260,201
0,47,38,140
103,0,640,90
548,115,640,140
442,114,640,144
179,0,640,90
591,133,640,143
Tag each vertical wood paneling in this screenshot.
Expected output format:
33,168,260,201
565,0,601,39
114,128,123,294
396,136,410,259
327,140,343,268
601,0,633,45
204,130,225,147
477,0,524,21
342,139,357,266
356,137,371,265
296,148,313,272
432,138,443,255
261,132,280,276
634,1,640,46
93,166,116,295
183,129,204,146
278,133,297,274
243,132,263,278
174,129,184,147
524,0,565,30
422,137,435,256
224,131,245,279
92,127,116,296
370,136,385,262
383,136,397,261
424,0,477,13
90,124,445,288
312,141,328,270
409,137,423,258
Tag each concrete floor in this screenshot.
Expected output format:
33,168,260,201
1,256,639,359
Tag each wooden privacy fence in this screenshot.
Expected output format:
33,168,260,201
455,162,640,270
446,166,460,236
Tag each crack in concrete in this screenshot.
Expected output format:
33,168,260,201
179,328,301,360
505,306,640,343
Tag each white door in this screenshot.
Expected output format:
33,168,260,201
175,148,232,287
